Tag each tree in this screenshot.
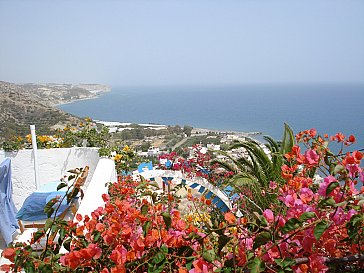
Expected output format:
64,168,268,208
213,123,294,213
183,125,193,136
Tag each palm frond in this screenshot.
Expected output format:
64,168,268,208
280,123,295,154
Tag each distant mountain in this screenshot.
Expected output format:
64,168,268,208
0,81,106,137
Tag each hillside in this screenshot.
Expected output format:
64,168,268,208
17,82,110,106
0,81,83,137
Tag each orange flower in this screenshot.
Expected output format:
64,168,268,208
224,212,236,224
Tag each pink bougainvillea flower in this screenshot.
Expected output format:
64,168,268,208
347,180,359,195
331,207,346,225
318,176,337,197
110,245,128,264
189,258,213,273
346,164,361,178
283,194,296,207
308,254,328,273
299,187,314,203
304,149,319,166
309,128,317,138
263,209,274,223
269,181,277,189
346,209,358,221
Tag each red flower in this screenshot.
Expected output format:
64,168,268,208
1,248,16,262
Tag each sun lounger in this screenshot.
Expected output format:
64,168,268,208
17,166,89,233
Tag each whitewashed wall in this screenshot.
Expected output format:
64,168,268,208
0,148,100,209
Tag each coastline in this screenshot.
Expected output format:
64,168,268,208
52,86,111,107
56,89,263,137
53,92,105,107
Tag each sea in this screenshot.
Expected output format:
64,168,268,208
58,84,364,150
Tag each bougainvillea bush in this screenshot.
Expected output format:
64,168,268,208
1,129,363,272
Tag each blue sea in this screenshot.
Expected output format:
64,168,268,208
58,84,364,149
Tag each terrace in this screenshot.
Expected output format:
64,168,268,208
0,147,117,265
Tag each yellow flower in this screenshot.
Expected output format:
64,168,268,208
229,227,237,234
123,145,130,152
184,212,211,226
114,154,122,162
26,134,32,143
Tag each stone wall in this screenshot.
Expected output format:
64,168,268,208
0,148,100,209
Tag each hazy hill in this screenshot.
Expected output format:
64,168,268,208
0,81,83,137
17,82,110,106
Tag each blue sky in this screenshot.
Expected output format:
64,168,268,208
0,0,363,86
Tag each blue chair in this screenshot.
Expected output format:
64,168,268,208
17,166,89,233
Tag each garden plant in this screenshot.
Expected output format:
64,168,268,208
1,128,363,272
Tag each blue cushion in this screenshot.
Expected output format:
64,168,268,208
16,191,68,221
37,181,66,193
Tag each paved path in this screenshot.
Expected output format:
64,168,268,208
172,136,190,150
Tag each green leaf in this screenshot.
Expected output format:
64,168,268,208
314,220,329,241
275,258,296,269
59,227,66,241
318,197,336,208
93,230,101,242
38,263,53,273
326,182,340,196
67,175,76,181
281,218,301,234
333,164,345,174
160,244,168,254
24,261,36,273
33,230,45,242
161,212,172,229
202,249,216,263
299,212,316,222
63,238,71,252
68,169,80,174
350,214,363,226
333,201,347,207
253,231,271,249
70,187,79,200
280,123,295,155
44,198,56,217
250,257,266,273
152,252,165,264
141,204,149,215
57,182,68,191
44,218,53,231
143,221,151,237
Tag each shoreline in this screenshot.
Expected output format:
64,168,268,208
95,119,262,137
53,86,111,107
53,92,105,107
56,87,263,137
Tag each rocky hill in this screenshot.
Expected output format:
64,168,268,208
0,81,107,137
17,82,110,106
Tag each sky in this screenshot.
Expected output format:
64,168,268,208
0,0,363,86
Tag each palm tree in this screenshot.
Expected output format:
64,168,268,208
212,124,295,213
